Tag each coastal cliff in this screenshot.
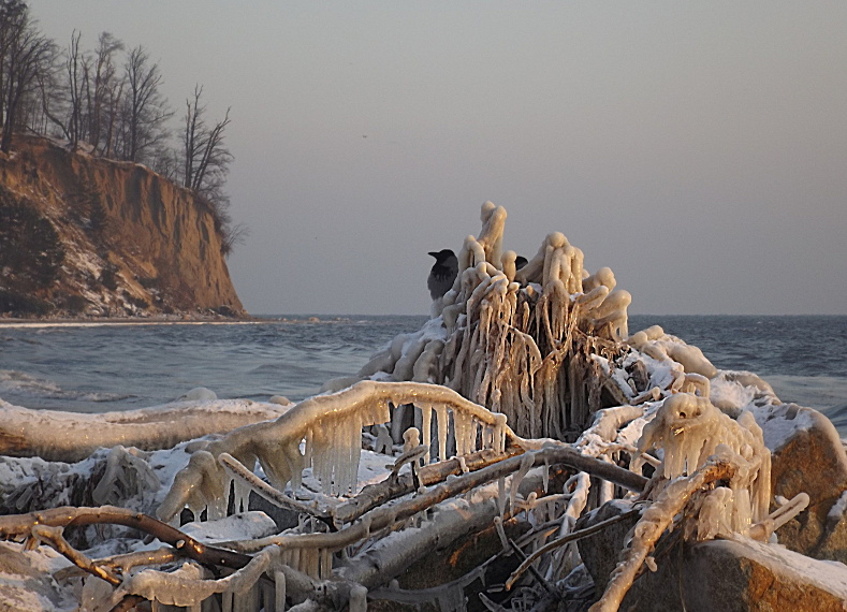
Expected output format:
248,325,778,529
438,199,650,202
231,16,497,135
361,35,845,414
0,135,245,318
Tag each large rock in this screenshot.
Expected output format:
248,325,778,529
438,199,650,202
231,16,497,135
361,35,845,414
575,499,640,593
753,403,847,561
578,499,847,611
623,538,847,611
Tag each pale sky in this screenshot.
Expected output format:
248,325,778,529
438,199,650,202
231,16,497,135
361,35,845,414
31,2,847,315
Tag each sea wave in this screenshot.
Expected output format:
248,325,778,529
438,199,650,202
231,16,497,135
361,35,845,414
0,369,132,403
764,374,847,411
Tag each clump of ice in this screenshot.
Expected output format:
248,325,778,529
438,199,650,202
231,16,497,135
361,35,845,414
633,392,772,537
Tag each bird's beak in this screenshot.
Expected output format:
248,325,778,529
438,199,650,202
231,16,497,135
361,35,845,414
428,251,439,258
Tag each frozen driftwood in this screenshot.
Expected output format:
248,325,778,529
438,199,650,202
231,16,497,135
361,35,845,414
0,398,289,462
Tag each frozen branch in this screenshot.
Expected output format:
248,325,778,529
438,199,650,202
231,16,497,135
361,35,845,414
506,507,642,590
222,444,645,556
158,380,525,522
0,505,251,570
589,461,735,612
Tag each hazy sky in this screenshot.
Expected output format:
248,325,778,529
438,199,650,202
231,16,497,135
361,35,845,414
32,2,847,315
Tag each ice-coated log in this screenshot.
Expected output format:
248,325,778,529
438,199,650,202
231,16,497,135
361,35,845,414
114,549,276,607
0,399,289,462
590,461,736,612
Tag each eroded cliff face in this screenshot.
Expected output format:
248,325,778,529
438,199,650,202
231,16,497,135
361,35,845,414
0,135,245,317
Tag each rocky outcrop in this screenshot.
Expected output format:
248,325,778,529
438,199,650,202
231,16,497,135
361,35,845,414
0,135,245,318
577,404,847,611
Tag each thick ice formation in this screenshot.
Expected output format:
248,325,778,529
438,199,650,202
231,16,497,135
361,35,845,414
634,393,771,532
157,380,522,523
627,325,718,380
352,202,636,443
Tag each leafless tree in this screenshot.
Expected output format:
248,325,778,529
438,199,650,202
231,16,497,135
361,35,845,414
181,84,232,199
179,84,245,255
0,0,54,152
85,31,123,154
117,44,170,163
40,30,84,148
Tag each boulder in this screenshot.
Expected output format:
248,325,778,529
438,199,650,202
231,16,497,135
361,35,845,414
753,403,847,561
622,538,847,611
577,499,847,611
575,499,639,593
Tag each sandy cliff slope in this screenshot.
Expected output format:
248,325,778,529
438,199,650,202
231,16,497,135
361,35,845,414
0,135,245,318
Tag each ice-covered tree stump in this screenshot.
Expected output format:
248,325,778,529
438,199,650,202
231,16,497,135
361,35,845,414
354,201,635,442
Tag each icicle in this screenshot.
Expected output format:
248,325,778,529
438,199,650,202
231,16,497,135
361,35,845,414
349,584,368,612
497,476,507,517
275,571,287,612
435,404,449,461
421,407,432,463
493,413,507,453
454,410,472,456
697,487,734,541
568,246,585,293
509,453,534,514
320,549,332,579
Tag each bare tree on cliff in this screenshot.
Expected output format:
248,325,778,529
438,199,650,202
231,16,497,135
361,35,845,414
116,44,170,164
180,84,232,202
40,30,85,149
179,83,244,256
85,32,124,155
38,30,125,155
0,0,53,152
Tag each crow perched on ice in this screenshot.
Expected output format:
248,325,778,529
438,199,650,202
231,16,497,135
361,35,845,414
427,249,458,300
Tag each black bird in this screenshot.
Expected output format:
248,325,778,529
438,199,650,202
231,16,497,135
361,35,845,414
515,255,528,270
427,249,458,300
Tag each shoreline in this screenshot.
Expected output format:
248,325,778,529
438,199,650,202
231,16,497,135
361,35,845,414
0,313,379,327
0,312,259,327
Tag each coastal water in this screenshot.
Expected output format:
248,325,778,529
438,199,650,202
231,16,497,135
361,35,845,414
1,314,846,433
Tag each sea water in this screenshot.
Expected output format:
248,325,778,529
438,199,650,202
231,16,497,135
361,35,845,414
1,314,846,432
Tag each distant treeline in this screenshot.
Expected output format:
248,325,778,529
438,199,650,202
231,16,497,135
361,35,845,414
0,0,244,254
